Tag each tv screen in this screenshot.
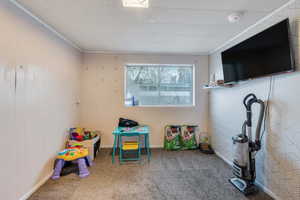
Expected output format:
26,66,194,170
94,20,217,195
221,18,294,83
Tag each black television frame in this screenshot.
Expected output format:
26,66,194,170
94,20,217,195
221,18,295,84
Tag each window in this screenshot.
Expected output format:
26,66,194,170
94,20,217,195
125,64,195,107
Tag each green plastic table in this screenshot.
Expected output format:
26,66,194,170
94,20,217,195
112,125,151,163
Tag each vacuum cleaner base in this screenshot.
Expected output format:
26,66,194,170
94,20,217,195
229,178,258,195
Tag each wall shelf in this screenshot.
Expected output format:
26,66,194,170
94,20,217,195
202,84,234,89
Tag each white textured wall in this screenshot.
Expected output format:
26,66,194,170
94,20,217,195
209,1,300,199
80,53,209,147
0,1,82,200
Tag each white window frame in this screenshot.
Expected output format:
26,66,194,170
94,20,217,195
124,64,195,107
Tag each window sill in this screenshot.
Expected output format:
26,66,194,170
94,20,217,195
125,104,195,108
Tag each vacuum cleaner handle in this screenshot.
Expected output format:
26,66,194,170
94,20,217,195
243,93,265,150
243,93,257,127
243,93,257,109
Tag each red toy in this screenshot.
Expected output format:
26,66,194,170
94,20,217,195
76,135,84,141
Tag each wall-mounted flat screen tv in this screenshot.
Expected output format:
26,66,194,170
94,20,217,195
221,18,294,83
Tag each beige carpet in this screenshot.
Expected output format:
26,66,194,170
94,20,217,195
29,149,272,200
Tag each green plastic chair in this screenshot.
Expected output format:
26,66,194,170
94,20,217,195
118,132,141,163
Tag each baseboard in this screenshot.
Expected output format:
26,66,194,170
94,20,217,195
255,180,281,200
101,145,113,148
214,150,232,166
214,150,280,200
19,170,53,200
101,145,163,148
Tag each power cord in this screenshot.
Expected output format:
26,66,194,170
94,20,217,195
253,76,273,157
260,76,274,143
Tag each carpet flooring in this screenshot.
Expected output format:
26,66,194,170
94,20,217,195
29,149,272,200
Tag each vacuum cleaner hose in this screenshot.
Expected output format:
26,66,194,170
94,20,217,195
255,99,265,144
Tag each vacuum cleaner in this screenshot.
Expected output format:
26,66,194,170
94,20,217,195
229,93,265,195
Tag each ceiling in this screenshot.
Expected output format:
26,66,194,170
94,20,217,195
14,0,291,54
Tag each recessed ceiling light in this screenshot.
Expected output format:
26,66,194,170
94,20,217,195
228,12,244,23
122,0,149,8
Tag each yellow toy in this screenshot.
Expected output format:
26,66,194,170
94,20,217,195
52,144,92,179
57,145,88,161
122,141,139,150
